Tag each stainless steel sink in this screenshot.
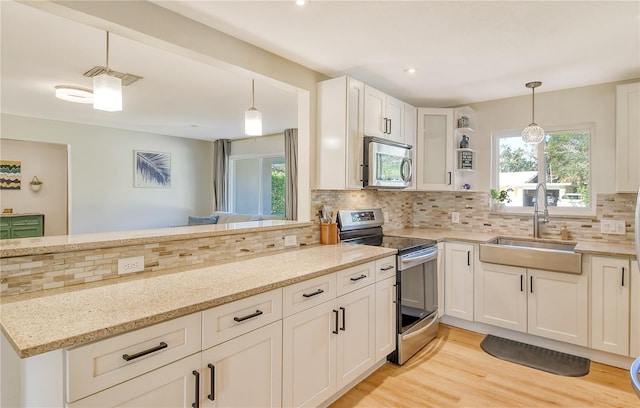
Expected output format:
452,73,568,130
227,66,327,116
480,237,582,274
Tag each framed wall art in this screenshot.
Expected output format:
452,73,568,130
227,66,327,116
0,160,22,190
134,150,171,188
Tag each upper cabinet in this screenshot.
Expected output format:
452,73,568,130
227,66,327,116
364,85,405,143
317,76,365,190
616,82,640,192
416,108,454,190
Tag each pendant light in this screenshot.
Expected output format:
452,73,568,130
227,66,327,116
93,31,122,112
245,79,262,136
521,81,544,144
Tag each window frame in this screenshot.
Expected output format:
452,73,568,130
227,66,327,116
491,123,596,217
228,153,285,216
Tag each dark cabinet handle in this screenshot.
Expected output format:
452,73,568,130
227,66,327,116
122,341,168,361
340,307,346,331
380,265,394,271
350,274,367,282
233,309,263,322
207,364,215,401
520,275,523,292
622,267,626,287
384,118,390,134
467,251,471,266
530,276,533,293
302,288,324,298
333,309,339,334
448,172,452,185
192,370,200,408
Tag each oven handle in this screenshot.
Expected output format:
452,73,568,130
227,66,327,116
400,251,437,264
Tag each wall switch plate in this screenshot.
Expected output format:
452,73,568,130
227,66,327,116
601,220,626,234
284,235,297,247
452,212,460,224
118,256,144,275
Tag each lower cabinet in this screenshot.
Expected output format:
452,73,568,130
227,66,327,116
375,277,396,361
475,263,588,347
282,284,376,408
0,214,44,239
631,260,640,357
444,242,475,321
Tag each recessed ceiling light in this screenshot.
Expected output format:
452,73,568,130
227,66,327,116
404,67,417,74
54,85,93,104
295,0,307,6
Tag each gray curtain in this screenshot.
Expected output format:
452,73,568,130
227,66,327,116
213,139,231,212
284,129,298,220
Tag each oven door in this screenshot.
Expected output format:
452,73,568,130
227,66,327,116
363,137,412,189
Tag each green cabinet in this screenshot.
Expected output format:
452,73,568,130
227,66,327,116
0,214,44,239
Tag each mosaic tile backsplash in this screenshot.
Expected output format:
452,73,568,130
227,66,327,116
1,190,636,296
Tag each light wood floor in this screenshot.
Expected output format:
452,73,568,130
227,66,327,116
331,325,637,408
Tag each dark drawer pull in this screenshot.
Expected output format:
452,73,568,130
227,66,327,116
233,309,263,322
122,341,168,361
192,370,200,408
350,274,367,282
207,363,215,401
302,288,324,298
380,266,394,271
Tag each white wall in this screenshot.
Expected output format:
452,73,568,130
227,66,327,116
2,114,214,234
465,80,637,194
0,139,68,235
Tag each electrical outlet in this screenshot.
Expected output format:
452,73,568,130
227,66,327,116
284,235,297,247
452,212,460,224
118,256,144,275
383,212,390,223
601,220,626,235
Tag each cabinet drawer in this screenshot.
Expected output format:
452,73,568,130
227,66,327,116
375,256,396,281
202,288,282,349
12,216,42,226
336,262,375,296
66,313,201,403
282,273,336,317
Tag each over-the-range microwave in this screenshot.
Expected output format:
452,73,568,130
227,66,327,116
362,136,413,189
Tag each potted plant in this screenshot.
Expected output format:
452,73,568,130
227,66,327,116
490,188,512,212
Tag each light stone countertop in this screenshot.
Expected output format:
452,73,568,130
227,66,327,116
0,220,311,257
0,243,396,358
384,227,637,259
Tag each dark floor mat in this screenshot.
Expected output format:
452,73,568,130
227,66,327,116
480,334,590,377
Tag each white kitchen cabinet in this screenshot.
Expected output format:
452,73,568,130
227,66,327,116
630,260,640,357
416,108,454,190
475,263,527,332
317,75,365,190
591,256,630,355
528,268,588,347
616,82,640,192
364,85,404,142
69,353,201,408
444,242,475,321
200,321,282,408
375,277,396,361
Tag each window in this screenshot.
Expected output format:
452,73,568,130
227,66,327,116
229,155,285,216
493,126,592,213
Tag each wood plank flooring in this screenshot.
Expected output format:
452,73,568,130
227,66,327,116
331,325,637,408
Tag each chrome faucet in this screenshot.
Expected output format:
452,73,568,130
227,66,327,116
533,182,549,238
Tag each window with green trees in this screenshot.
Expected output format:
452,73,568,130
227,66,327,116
230,156,286,216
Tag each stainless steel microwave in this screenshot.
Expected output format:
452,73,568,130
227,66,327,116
363,136,413,189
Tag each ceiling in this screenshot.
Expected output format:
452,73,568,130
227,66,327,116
2,1,639,140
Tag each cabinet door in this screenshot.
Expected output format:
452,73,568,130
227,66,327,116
591,256,630,355
336,284,376,389
364,85,386,138
475,263,527,332
528,269,588,346
416,108,454,190
444,242,474,321
375,277,396,361
437,243,445,318
631,261,640,357
385,95,404,143
282,300,337,408
201,321,282,408
69,354,201,408
616,82,640,192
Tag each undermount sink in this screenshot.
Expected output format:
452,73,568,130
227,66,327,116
480,237,582,274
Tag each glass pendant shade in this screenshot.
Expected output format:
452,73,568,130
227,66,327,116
245,108,262,136
93,73,122,112
522,123,545,144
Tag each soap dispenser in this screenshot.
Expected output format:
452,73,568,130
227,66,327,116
560,224,569,240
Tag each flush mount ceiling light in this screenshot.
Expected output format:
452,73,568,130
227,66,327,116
54,85,93,104
245,79,262,136
93,31,122,112
521,81,545,144
404,67,417,74
295,0,307,5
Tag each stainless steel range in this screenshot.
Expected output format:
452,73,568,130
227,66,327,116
336,208,439,365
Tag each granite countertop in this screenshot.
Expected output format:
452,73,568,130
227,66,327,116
384,227,637,259
0,220,311,258
0,243,396,358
